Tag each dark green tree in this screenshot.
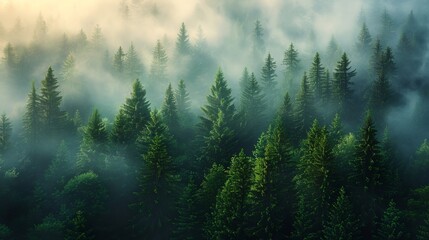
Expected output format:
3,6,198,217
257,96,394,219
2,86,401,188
260,53,277,100
332,53,356,114
173,179,199,240
294,72,315,139
39,67,66,137
162,83,180,137
110,109,130,146
133,110,177,239
175,80,192,127
239,67,251,92
176,23,191,56
369,70,392,121
356,22,372,54
23,81,42,155
322,187,360,240
283,43,300,91
0,114,12,153
377,200,404,240
309,52,325,100
208,151,252,239
293,121,335,240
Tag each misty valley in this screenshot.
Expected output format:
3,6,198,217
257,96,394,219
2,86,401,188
1,0,429,239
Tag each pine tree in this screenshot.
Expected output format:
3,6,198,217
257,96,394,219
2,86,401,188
276,93,295,145
371,39,384,75
0,114,12,153
253,20,265,54
350,112,386,238
113,46,125,74
150,40,168,82
369,69,392,121
110,109,130,146
321,69,331,104
83,109,108,148
309,52,325,100
121,79,151,144
39,67,66,137
176,23,191,56
329,113,343,145
380,9,394,44
199,68,236,138
293,121,335,240
326,36,341,69
23,81,42,146
124,43,145,81
240,72,265,147
61,53,75,81
90,25,104,52
239,67,251,92
294,72,315,139
162,83,180,137
260,53,277,100
175,80,192,127
283,43,300,91
332,53,356,114
356,22,372,54
2,43,17,75
322,187,359,240
247,121,293,239
133,110,177,239
208,151,252,239
382,47,396,78
377,200,404,240
173,179,199,240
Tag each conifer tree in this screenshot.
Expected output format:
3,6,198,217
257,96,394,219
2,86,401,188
321,70,331,104
309,52,325,100
283,43,300,91
377,200,404,240
0,114,12,153
322,187,359,240
39,67,66,137
252,20,265,54
124,43,144,81
240,72,265,147
293,121,335,240
371,39,384,75
113,46,125,74
121,79,151,144
150,40,168,82
176,23,191,56
133,110,177,239
326,36,341,68
380,9,394,44
356,22,372,54
239,67,251,92
23,81,41,146
276,93,295,145
2,43,17,76
247,121,293,239
332,53,356,114
61,53,75,81
329,113,343,145
173,179,199,240
161,83,180,137
175,80,192,127
294,72,315,139
110,109,130,146
382,47,396,78
260,53,277,100
208,151,252,239
369,70,392,121
351,112,386,238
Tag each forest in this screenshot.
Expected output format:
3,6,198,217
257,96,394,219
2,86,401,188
0,0,429,239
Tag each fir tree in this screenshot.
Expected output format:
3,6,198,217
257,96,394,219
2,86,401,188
150,40,168,82
110,109,130,146
309,52,325,100
173,179,199,240
332,53,356,114
239,67,251,92
23,81,42,146
61,53,75,81
294,72,315,139
175,80,192,126
356,22,372,54
322,187,359,240
208,151,252,239
283,43,300,91
253,20,265,54
369,70,392,121
161,83,180,137
0,114,12,153
113,46,125,74
293,121,335,240
39,67,66,137
260,53,277,100
133,110,177,239
377,200,404,240
276,93,295,145
176,23,191,56
124,43,144,81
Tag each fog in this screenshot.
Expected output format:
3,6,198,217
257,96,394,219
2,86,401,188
0,0,428,153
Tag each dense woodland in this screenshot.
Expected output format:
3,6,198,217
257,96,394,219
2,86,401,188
1,1,429,239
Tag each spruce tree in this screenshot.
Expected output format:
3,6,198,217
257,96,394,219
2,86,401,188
23,81,42,146
176,23,191,56
260,53,277,101
252,20,265,54
332,53,356,114
369,70,392,121
175,80,192,127
39,67,66,137
61,53,75,82
0,114,12,153
322,187,359,240
239,67,251,92
113,46,125,74
356,22,372,54
173,179,199,240
208,151,252,239
161,83,180,142
133,110,177,239
294,72,315,139
110,109,130,146
293,121,335,240
283,43,300,91
309,52,325,100
276,92,295,145
377,200,404,240
124,43,144,80
150,40,168,82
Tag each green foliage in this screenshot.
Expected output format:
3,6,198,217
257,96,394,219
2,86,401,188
357,22,372,53
24,81,42,146
0,114,11,153
253,20,265,53
66,210,94,240
208,151,252,239
173,179,199,240
29,216,64,240
417,213,429,240
162,83,180,137
113,46,125,74
0,224,11,240
283,43,300,78
294,72,315,138
61,53,75,81
175,80,192,127
260,53,277,98
322,187,359,240
294,120,335,240
176,23,191,56
309,52,325,100
377,200,404,240
332,53,356,113
124,43,144,80
150,40,168,82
